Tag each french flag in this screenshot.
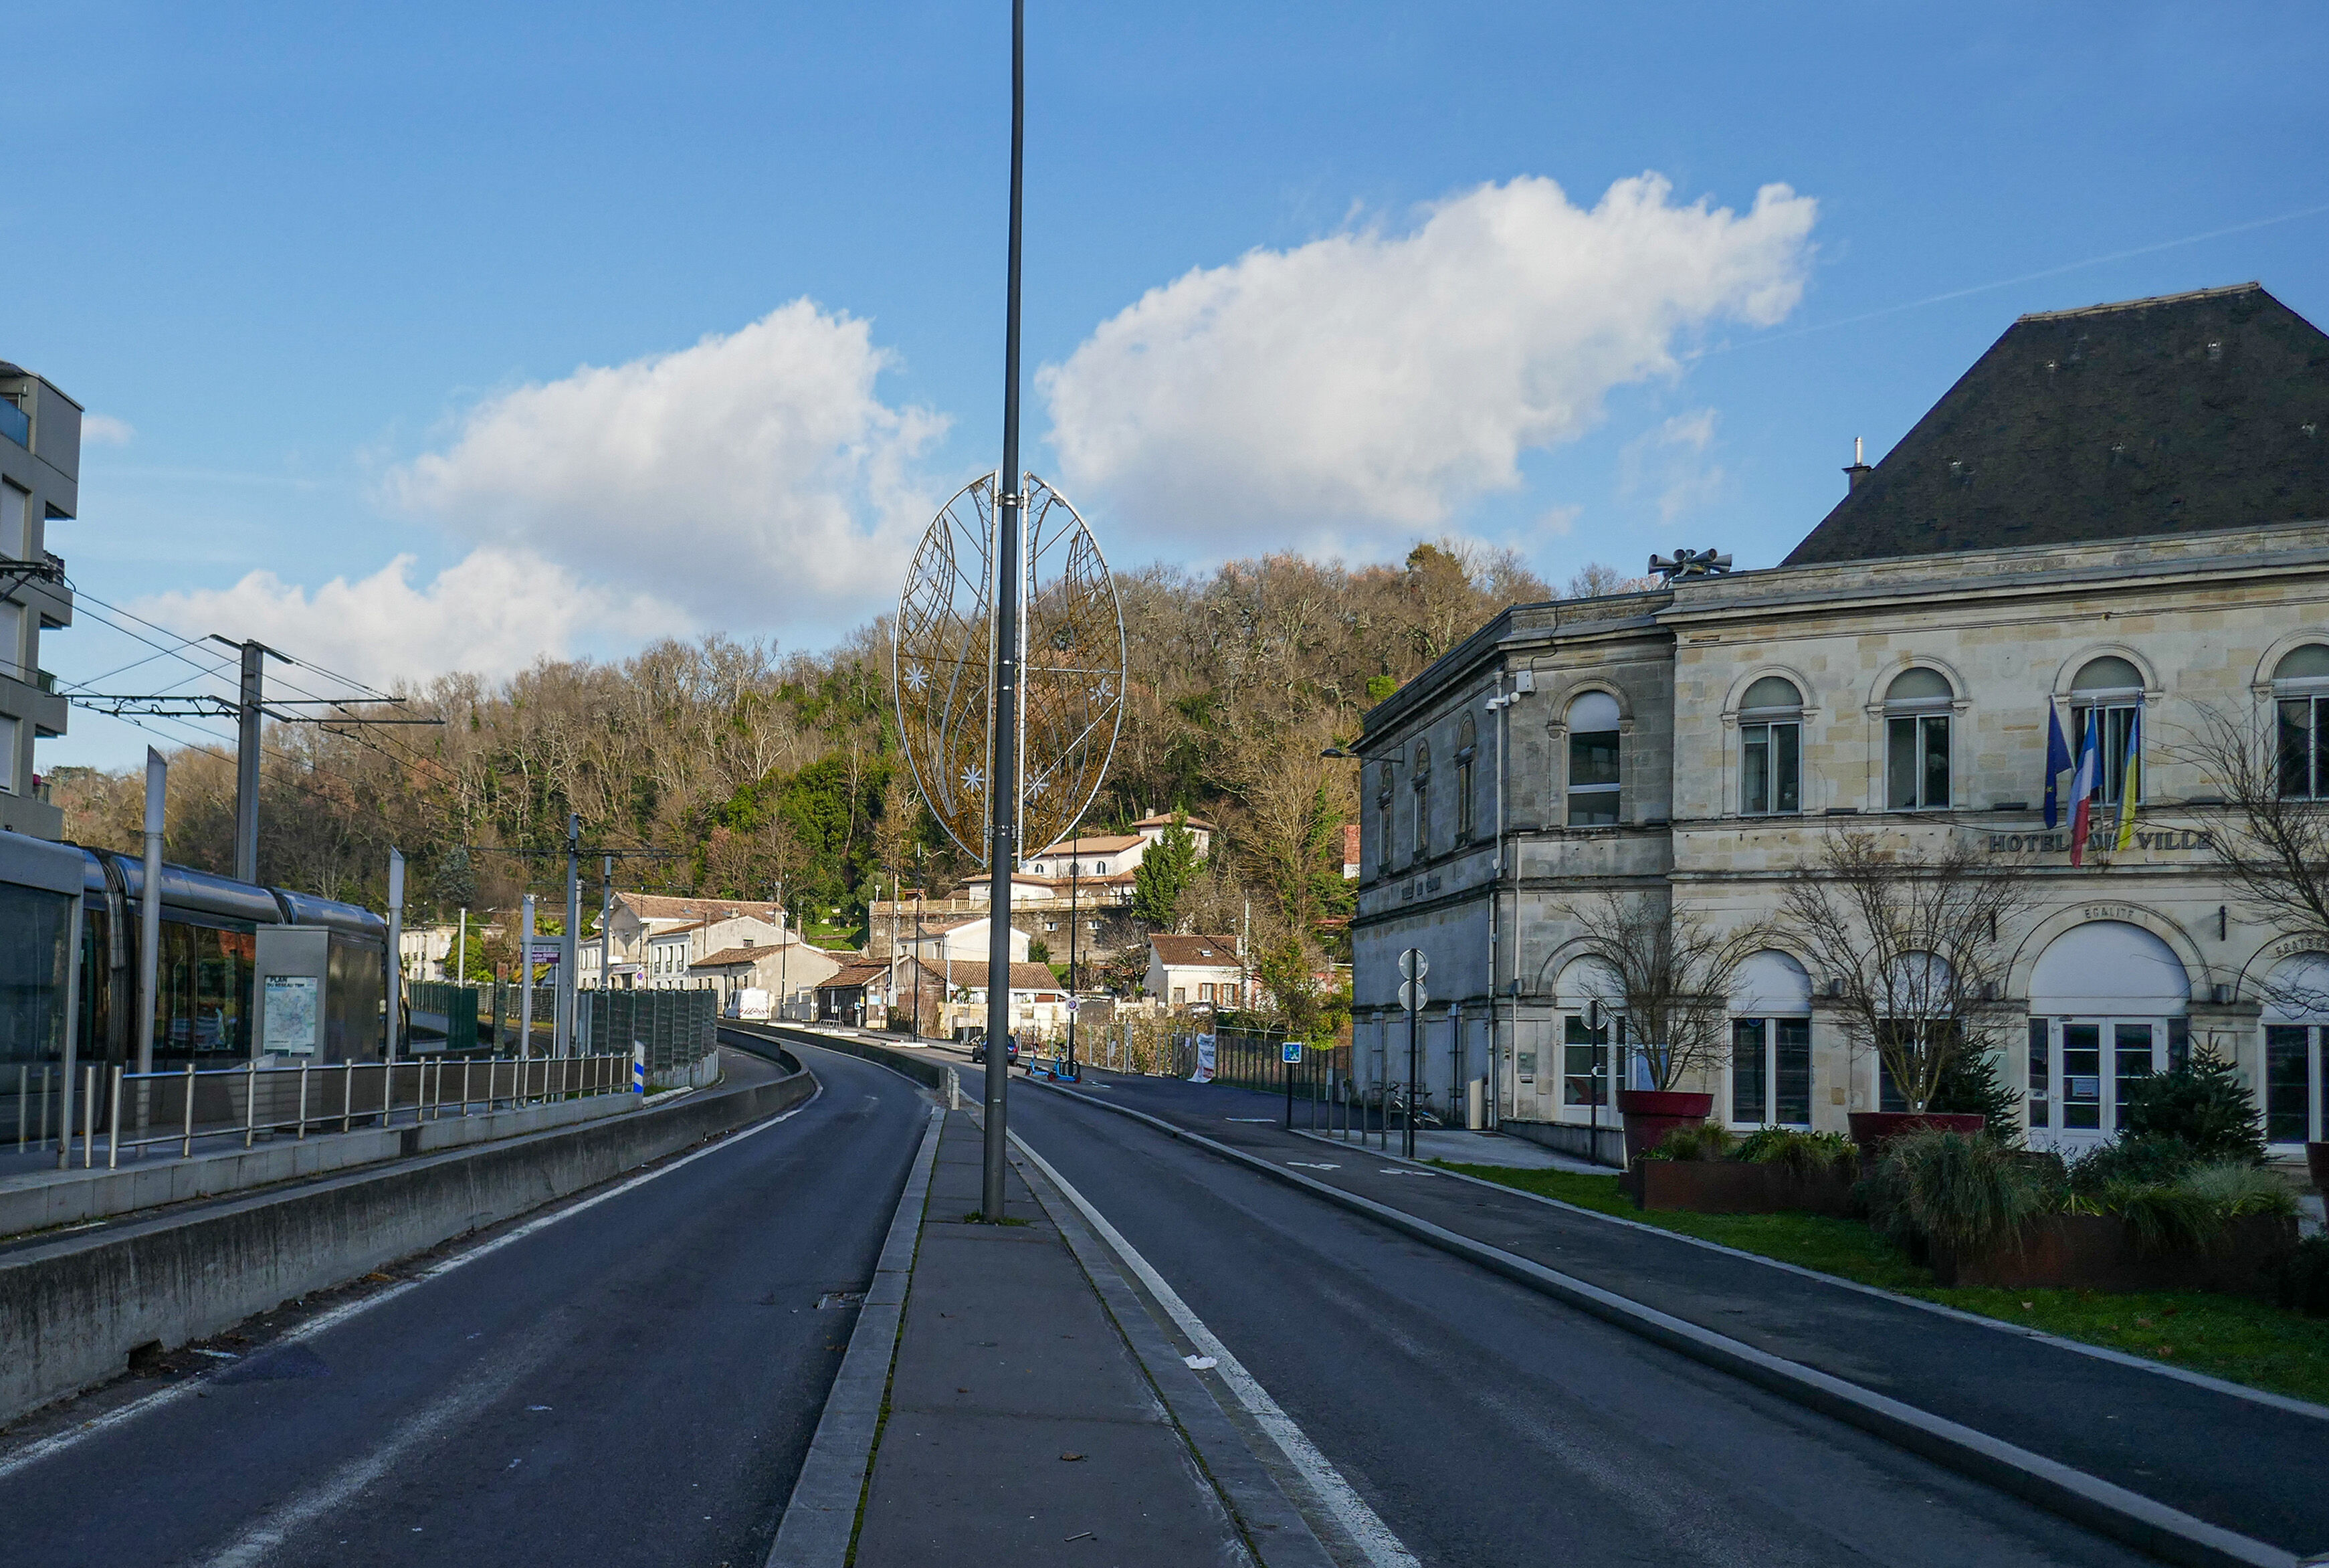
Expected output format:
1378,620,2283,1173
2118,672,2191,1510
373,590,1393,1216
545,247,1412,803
2068,708,2101,867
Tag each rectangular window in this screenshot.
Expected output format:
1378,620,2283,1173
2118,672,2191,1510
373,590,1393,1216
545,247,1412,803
1198,983,1215,1003
2280,698,2329,799
1564,1014,1609,1107
1741,722,1800,814
2265,1025,2311,1145
1731,1017,1766,1123
2061,1023,2102,1129
1172,987,1186,1005
1886,714,1950,809
2112,1023,2154,1114
1567,730,1621,826
0,714,16,793
2027,1018,2051,1128
1774,1017,1811,1125
1456,757,1476,842
2073,703,2141,807
1376,798,1391,871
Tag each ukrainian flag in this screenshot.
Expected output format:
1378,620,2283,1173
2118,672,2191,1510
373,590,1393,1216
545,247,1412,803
2114,707,2141,851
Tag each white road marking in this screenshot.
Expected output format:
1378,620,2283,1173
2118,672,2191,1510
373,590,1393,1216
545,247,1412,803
1011,1135,1422,1568
0,1089,821,1483
197,1334,557,1567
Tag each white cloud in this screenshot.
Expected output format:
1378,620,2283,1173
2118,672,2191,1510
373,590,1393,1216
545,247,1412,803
388,300,947,633
1039,173,1815,551
128,547,678,688
1623,407,1728,523
82,413,135,445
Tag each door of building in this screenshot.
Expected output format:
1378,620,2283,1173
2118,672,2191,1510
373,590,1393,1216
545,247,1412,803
2031,1017,2164,1153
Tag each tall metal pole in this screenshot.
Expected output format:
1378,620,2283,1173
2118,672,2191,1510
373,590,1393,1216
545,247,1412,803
1066,852,1078,1074
562,813,581,1055
385,848,405,1067
136,749,166,1148
518,895,535,1061
600,856,614,995
233,642,263,884
456,906,468,983
981,0,1027,1223
1405,992,1420,1160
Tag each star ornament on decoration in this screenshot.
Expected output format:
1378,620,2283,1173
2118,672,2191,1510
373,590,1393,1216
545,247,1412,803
960,764,985,794
904,664,929,693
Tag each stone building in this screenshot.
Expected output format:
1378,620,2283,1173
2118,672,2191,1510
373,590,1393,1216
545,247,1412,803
1352,283,2329,1163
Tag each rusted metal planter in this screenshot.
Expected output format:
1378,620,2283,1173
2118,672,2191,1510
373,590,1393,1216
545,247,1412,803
1930,1213,2300,1294
1621,1159,1858,1215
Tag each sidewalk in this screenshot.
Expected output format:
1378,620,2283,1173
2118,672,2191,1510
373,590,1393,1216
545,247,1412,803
841,1110,1314,1567
1032,1068,2329,1560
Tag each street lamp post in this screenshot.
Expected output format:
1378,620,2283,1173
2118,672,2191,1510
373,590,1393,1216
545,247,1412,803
1066,848,1080,1076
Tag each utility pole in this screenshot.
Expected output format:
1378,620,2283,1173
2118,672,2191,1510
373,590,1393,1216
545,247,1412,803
456,907,467,984
562,813,581,1056
208,635,287,886
386,848,405,1068
518,895,535,1061
1066,847,1079,1075
600,856,614,997
775,880,788,1021
136,749,166,1146
981,0,1028,1224
912,848,925,1040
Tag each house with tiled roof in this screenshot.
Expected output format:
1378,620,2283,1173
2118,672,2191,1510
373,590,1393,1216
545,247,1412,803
1146,934,1247,1010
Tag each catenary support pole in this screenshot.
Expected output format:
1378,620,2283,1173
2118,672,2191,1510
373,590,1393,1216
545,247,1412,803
519,895,535,1061
385,848,405,1068
599,856,613,997
562,813,581,1056
1405,994,1419,1160
135,749,166,1147
981,0,1027,1225
233,642,263,883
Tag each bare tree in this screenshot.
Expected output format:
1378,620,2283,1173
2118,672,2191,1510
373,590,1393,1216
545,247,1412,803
1779,833,2031,1114
1556,892,1766,1092
2172,702,2329,1013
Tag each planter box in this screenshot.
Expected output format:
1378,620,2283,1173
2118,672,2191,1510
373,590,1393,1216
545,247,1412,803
1931,1213,2300,1294
1621,1159,1858,1216
1615,1089,1714,1166
1847,1110,1983,1161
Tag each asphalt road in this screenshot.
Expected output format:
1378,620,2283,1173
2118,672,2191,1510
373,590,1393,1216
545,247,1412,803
0,1045,926,1568
950,1057,2156,1568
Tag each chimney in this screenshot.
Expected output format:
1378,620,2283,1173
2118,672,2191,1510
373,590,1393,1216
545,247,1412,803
1843,435,1874,494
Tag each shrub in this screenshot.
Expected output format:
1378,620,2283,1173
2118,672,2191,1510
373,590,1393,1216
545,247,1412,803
2119,1048,2267,1165
2176,1161,2300,1221
1643,1122,1734,1161
2280,1235,2329,1316
1734,1126,1857,1175
2066,1135,2196,1197
1861,1129,2051,1256
1927,1049,2023,1147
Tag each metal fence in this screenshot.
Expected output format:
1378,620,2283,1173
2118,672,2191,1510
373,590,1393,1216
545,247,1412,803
405,984,717,1074
39,1053,633,1169
584,989,717,1076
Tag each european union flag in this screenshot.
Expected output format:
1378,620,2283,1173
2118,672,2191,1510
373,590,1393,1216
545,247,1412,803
2043,699,2072,829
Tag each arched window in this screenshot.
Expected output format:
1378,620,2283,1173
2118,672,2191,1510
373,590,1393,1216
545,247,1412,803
2273,644,2329,799
1455,716,1479,844
1566,690,1621,826
1884,668,1954,811
1411,741,1431,860
2070,657,2146,809
1738,677,1803,815
1374,763,1393,873
1730,951,1813,1126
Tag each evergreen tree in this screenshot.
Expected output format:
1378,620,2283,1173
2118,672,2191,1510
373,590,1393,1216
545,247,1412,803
1132,811,1199,929
2122,1046,2267,1164
1929,1048,2023,1145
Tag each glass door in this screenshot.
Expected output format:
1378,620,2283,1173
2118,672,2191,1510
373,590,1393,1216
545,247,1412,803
2264,1025,2325,1149
2033,1018,2164,1151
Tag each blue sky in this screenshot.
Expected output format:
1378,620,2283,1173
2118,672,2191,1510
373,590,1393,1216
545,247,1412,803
15,1,2329,768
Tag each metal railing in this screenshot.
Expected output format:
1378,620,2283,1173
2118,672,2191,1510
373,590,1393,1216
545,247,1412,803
28,1053,632,1170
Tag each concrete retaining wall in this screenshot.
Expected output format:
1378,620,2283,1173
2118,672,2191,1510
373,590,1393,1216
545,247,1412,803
725,1025,957,1103
0,1091,641,1242
0,1064,812,1427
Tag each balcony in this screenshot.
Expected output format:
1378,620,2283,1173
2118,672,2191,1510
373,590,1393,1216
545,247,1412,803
0,399,25,449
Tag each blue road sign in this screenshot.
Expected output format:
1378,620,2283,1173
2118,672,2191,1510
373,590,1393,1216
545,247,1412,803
1282,1041,1303,1064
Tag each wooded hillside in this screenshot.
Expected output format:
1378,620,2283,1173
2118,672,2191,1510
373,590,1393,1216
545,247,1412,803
56,541,1583,983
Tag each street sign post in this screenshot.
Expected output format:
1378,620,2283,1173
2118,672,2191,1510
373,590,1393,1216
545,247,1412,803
1280,1038,1304,1129
1399,948,1426,1158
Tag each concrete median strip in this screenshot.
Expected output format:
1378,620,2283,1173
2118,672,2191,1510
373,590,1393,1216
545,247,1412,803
1025,1076,2300,1568
765,1102,943,1568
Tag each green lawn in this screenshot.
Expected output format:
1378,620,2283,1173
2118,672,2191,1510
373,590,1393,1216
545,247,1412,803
1439,1163,2329,1407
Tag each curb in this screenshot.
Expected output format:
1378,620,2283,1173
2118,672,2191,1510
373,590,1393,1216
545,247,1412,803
765,1103,945,1568
1022,1076,2297,1568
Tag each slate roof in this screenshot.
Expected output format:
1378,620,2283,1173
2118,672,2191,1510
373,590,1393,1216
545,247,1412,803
1783,284,2329,567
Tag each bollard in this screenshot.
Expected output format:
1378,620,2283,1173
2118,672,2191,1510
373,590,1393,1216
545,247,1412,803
630,1044,646,1095
245,1061,259,1149
108,1066,123,1169
297,1062,310,1141
181,1062,197,1157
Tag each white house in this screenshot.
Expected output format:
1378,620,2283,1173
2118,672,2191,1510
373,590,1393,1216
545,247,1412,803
1146,934,1247,1010
896,915,1031,967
